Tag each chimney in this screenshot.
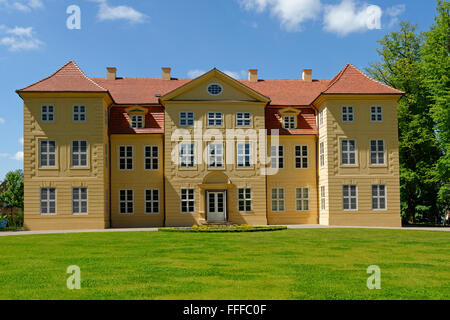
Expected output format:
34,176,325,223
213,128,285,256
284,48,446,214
248,69,258,82
106,67,117,80
162,67,171,80
302,69,312,82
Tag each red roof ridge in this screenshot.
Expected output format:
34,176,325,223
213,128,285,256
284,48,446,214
347,63,403,94
18,61,107,92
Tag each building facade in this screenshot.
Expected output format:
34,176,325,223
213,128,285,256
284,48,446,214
17,61,403,230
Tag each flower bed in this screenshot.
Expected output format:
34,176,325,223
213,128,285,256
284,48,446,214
158,224,287,233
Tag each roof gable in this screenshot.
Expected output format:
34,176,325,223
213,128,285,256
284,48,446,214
160,69,270,104
322,64,403,95
17,61,107,93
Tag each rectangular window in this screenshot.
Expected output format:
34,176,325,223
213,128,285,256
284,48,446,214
180,112,194,126
145,189,159,214
319,110,324,127
144,146,158,170
296,187,309,211
270,145,284,169
237,142,251,168
180,188,195,213
40,188,56,215
208,143,223,168
72,140,88,167
238,188,252,212
370,140,385,165
342,106,354,122
295,145,308,168
371,106,383,122
119,189,133,214
72,187,88,214
372,185,386,210
319,142,325,168
341,139,356,165
40,140,56,167
283,115,296,129
130,115,144,129
236,112,251,127
271,188,285,212
342,185,357,210
119,146,133,170
320,186,326,211
41,105,54,122
208,112,223,126
73,105,86,122
180,143,195,168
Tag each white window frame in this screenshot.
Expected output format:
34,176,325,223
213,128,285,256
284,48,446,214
342,185,358,211
372,185,387,210
179,143,195,168
144,145,159,170
40,187,56,215
237,188,252,213
180,188,195,213
145,189,160,214
41,105,54,122
370,140,385,165
319,142,325,168
295,145,308,169
320,186,326,211
341,139,357,165
342,106,354,122
130,114,144,129
73,105,86,122
118,145,133,170
270,145,284,169
371,106,383,122
236,142,252,168
283,115,296,129
208,143,224,168
179,112,194,126
318,109,324,127
40,140,57,167
207,112,223,127
119,189,134,214
72,140,88,167
236,112,251,127
296,187,309,211
72,187,88,215
271,188,285,212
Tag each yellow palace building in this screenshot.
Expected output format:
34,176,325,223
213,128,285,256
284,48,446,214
16,61,403,230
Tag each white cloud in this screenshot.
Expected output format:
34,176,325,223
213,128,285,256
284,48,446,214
386,4,405,28
0,118,5,124
240,0,322,31
187,69,206,78
0,151,24,161
0,0,43,12
92,0,147,23
323,0,382,36
187,69,247,80
0,25,43,51
19,137,23,145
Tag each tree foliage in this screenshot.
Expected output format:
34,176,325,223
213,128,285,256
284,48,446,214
0,170,24,214
366,20,443,224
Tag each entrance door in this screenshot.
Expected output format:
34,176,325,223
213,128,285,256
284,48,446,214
207,191,226,222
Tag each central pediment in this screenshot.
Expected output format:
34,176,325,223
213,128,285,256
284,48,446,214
160,68,270,104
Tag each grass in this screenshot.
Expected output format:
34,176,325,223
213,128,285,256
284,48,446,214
159,225,287,232
0,228,449,300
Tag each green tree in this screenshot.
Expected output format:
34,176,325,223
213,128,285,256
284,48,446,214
367,21,442,224
0,170,24,225
421,0,450,216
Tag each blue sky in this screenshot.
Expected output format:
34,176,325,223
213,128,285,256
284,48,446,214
0,0,438,180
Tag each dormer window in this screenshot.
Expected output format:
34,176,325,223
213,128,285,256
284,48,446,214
125,106,148,129
283,116,296,129
130,115,144,129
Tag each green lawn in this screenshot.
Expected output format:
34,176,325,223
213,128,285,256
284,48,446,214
0,229,449,300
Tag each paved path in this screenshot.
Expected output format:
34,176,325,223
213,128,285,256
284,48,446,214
0,225,448,237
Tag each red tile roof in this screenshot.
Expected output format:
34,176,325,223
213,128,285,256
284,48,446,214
17,61,107,92
322,64,404,95
110,106,164,134
266,107,317,135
